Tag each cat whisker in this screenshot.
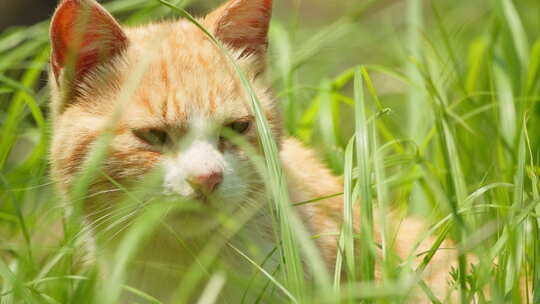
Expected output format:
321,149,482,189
75,199,152,241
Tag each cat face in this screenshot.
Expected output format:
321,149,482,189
49,0,279,210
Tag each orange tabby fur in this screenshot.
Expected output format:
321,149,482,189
49,0,457,302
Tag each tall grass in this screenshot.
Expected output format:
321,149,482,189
0,0,540,303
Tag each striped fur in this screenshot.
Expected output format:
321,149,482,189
49,0,458,302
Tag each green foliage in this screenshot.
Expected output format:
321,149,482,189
1,0,540,303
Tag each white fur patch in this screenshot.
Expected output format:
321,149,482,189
163,139,225,197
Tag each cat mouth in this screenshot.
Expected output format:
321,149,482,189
161,185,218,205
192,192,210,204
189,189,222,205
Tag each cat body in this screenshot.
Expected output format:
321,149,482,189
48,0,454,302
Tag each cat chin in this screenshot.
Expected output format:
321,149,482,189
139,204,248,240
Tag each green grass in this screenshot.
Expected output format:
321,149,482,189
1,0,540,303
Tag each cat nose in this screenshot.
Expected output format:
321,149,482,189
187,171,223,194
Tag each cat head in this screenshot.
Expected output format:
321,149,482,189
49,0,279,211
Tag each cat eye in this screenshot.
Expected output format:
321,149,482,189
132,128,170,147
226,119,252,134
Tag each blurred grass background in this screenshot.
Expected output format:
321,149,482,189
1,0,540,303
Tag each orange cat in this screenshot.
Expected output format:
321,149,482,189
48,0,455,302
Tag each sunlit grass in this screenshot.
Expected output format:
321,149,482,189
1,0,540,303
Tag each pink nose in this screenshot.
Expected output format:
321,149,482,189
187,171,223,193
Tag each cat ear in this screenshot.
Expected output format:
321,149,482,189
206,0,272,58
50,0,128,82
